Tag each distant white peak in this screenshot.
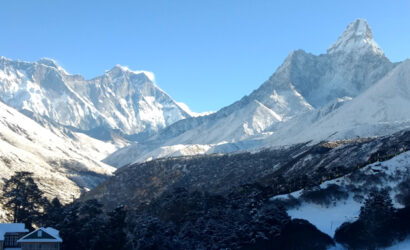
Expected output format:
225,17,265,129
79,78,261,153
337,96,353,103
327,19,384,56
110,65,155,82
37,58,69,75
37,58,59,68
176,102,215,117
0,56,19,64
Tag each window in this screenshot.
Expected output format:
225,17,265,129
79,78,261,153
4,233,20,247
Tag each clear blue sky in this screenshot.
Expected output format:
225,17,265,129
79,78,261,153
1,0,409,112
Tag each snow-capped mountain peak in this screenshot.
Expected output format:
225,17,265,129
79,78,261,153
107,64,155,82
327,18,383,56
37,58,69,74
103,19,396,167
37,58,59,68
0,57,190,139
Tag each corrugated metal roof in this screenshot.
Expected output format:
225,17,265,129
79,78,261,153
0,224,28,241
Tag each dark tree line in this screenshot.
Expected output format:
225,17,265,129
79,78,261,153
2,171,335,250
10,170,410,249
124,186,333,250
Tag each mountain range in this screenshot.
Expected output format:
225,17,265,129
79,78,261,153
0,18,409,202
1,17,410,249
0,57,190,140
104,18,405,167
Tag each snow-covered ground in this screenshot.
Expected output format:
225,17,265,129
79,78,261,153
272,150,410,249
288,197,360,237
386,238,410,250
329,238,410,250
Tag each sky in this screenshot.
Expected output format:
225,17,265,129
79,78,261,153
1,0,409,113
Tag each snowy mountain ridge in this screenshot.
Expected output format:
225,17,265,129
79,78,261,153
0,57,190,140
109,64,155,82
104,18,398,167
264,58,410,146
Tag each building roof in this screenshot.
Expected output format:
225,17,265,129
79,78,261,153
17,227,62,243
0,223,28,241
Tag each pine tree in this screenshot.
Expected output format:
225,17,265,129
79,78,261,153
360,189,395,225
359,189,396,248
78,199,105,250
97,206,128,250
59,203,82,250
2,171,48,230
42,197,64,227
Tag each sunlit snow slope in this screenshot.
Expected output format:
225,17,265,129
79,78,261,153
0,101,115,208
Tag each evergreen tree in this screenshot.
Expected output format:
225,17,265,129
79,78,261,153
79,199,103,220
2,171,48,230
59,203,82,250
78,199,105,250
360,189,395,221
108,206,128,249
359,188,396,247
42,197,64,227
59,200,105,250
98,206,128,250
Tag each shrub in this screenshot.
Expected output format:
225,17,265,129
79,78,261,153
334,221,367,249
395,178,410,206
300,184,348,206
278,219,334,250
272,194,301,209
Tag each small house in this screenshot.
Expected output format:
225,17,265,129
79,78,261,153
17,228,62,250
0,223,29,250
